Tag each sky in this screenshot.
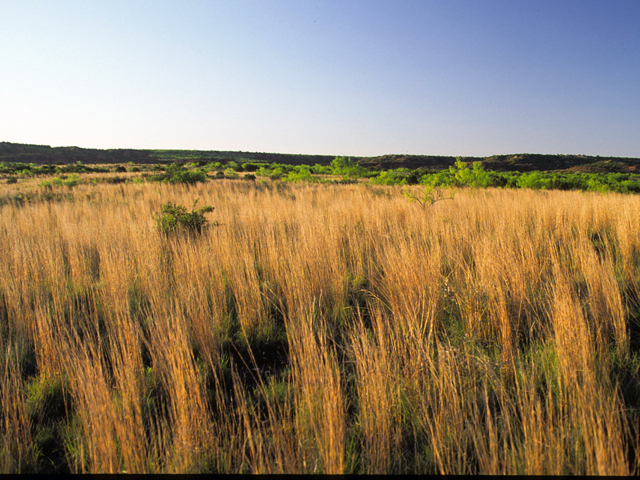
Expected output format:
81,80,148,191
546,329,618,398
1,0,639,157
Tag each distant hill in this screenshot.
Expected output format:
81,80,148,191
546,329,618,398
359,153,640,173
1,142,639,173
0,142,335,166
0,142,156,165
481,153,640,174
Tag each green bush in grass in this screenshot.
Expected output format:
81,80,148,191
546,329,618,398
155,199,216,235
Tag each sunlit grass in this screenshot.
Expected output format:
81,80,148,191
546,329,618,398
1,177,639,473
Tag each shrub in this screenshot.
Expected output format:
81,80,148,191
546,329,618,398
63,174,80,188
155,199,216,235
285,166,317,183
370,169,409,185
227,161,241,171
311,164,332,175
224,168,240,179
516,171,551,190
331,156,367,181
586,178,609,193
419,170,456,187
402,185,454,209
168,164,207,184
147,163,207,184
449,158,489,188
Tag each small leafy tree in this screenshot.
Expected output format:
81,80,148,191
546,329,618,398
285,166,316,183
331,156,367,181
224,168,240,179
402,185,454,210
449,158,489,188
64,173,80,188
155,199,216,235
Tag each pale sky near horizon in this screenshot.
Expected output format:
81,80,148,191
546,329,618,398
1,0,639,157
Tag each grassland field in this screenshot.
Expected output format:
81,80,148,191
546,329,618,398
1,163,640,474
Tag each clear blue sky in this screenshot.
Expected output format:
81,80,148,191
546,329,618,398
2,0,639,157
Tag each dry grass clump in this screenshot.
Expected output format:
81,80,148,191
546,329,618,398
0,178,639,473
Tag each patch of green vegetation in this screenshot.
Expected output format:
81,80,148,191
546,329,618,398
38,174,81,190
223,168,239,179
330,156,369,182
0,160,108,176
155,199,217,236
147,163,207,184
285,165,317,183
26,374,74,473
3,143,639,195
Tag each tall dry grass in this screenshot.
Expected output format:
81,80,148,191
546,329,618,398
0,177,639,473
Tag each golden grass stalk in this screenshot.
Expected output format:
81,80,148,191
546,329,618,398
350,313,401,473
1,343,34,473
288,310,344,474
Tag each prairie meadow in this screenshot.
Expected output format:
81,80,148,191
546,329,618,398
1,177,639,473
